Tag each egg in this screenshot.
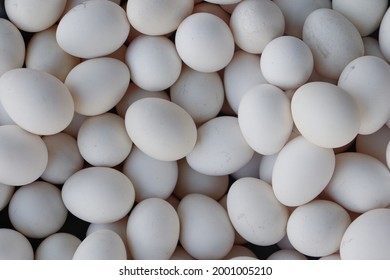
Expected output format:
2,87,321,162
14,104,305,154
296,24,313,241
287,200,351,257
56,0,130,58
8,181,68,239
193,2,230,24
64,57,130,116
231,152,262,180
0,228,34,260
62,0,121,15
186,116,254,176
127,198,180,260
170,246,195,260
258,153,278,185
178,193,235,259
0,68,74,135
379,7,390,62
125,98,197,161
355,125,390,165
175,13,234,72
204,0,242,4
62,112,88,139
0,183,15,211
223,245,257,260
387,141,390,170
62,167,135,223
0,125,48,186
267,249,307,260
227,177,289,246
363,36,386,59
35,233,81,260
319,253,341,260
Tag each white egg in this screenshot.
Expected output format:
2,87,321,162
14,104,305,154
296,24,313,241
363,36,386,59
8,181,68,239
186,116,254,176
62,0,121,15
178,193,235,259
355,125,390,165
0,68,74,135
126,35,182,91
227,177,289,246
319,253,341,260
340,208,390,259
127,198,180,260
379,7,390,62
267,249,307,260
63,112,88,138
73,229,127,260
324,153,390,213
0,184,15,211
231,152,262,180
238,84,293,155
35,233,81,260
387,141,390,170
175,12,234,72
56,0,129,58
62,167,135,223
126,0,193,35
287,200,351,257
291,82,360,148
77,113,133,167
303,8,364,79
193,2,230,24
258,153,278,185
122,146,178,202
0,125,48,186
0,228,34,260
204,0,241,4
65,57,130,116
170,246,195,260
223,245,257,260
125,98,197,161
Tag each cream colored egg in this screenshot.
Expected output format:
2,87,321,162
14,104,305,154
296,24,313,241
5,0,66,32
227,177,289,246
126,0,193,35
0,19,25,77
186,116,254,176
356,125,390,165
338,56,390,135
26,25,80,82
175,13,234,72
0,184,15,211
125,98,197,161
287,200,351,257
193,2,230,24
303,8,364,79
363,37,386,59
231,152,262,180
41,133,84,185
267,249,307,260
340,208,390,259
65,57,130,116
62,167,135,223
122,146,178,202
324,153,390,213
126,35,182,91
0,125,48,186
77,113,132,167
238,84,293,155
57,0,129,58
8,181,68,239
127,198,180,260
178,193,235,259
73,229,127,260
35,233,81,260
291,82,360,148
229,0,285,54
0,68,74,135
0,228,34,260
223,50,267,114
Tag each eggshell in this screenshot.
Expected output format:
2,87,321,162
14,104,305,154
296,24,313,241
170,246,195,260
63,112,88,138
287,200,351,257
175,13,234,72
340,208,390,259
57,0,130,58
231,152,262,180
238,84,293,155
258,153,278,185
62,167,135,223
5,0,66,32
272,136,335,207
193,2,230,24
65,57,130,116
355,125,390,165
0,183,15,211
41,133,84,185
324,153,390,213
267,249,307,260
122,146,178,202
379,7,390,62
35,233,81,260
386,141,390,170
205,0,241,4
338,56,390,135
291,82,360,148
73,229,127,260
319,253,341,260
178,193,235,259
186,116,254,176
8,181,68,239
0,68,74,135
77,113,133,167
302,8,364,79
127,198,179,260
227,177,289,246
125,98,197,161
126,0,193,35
0,18,25,77
0,125,48,186
0,228,34,260
63,0,121,15
363,36,386,59
224,245,257,260
0,101,15,126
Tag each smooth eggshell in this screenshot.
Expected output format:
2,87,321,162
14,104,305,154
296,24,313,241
379,7,390,62
0,183,15,211
231,152,262,180
363,36,386,59
35,233,81,260
223,245,257,260
0,228,34,260
267,249,307,260
193,2,230,24
355,125,390,165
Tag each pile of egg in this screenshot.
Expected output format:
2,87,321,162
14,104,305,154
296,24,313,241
1,0,390,260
